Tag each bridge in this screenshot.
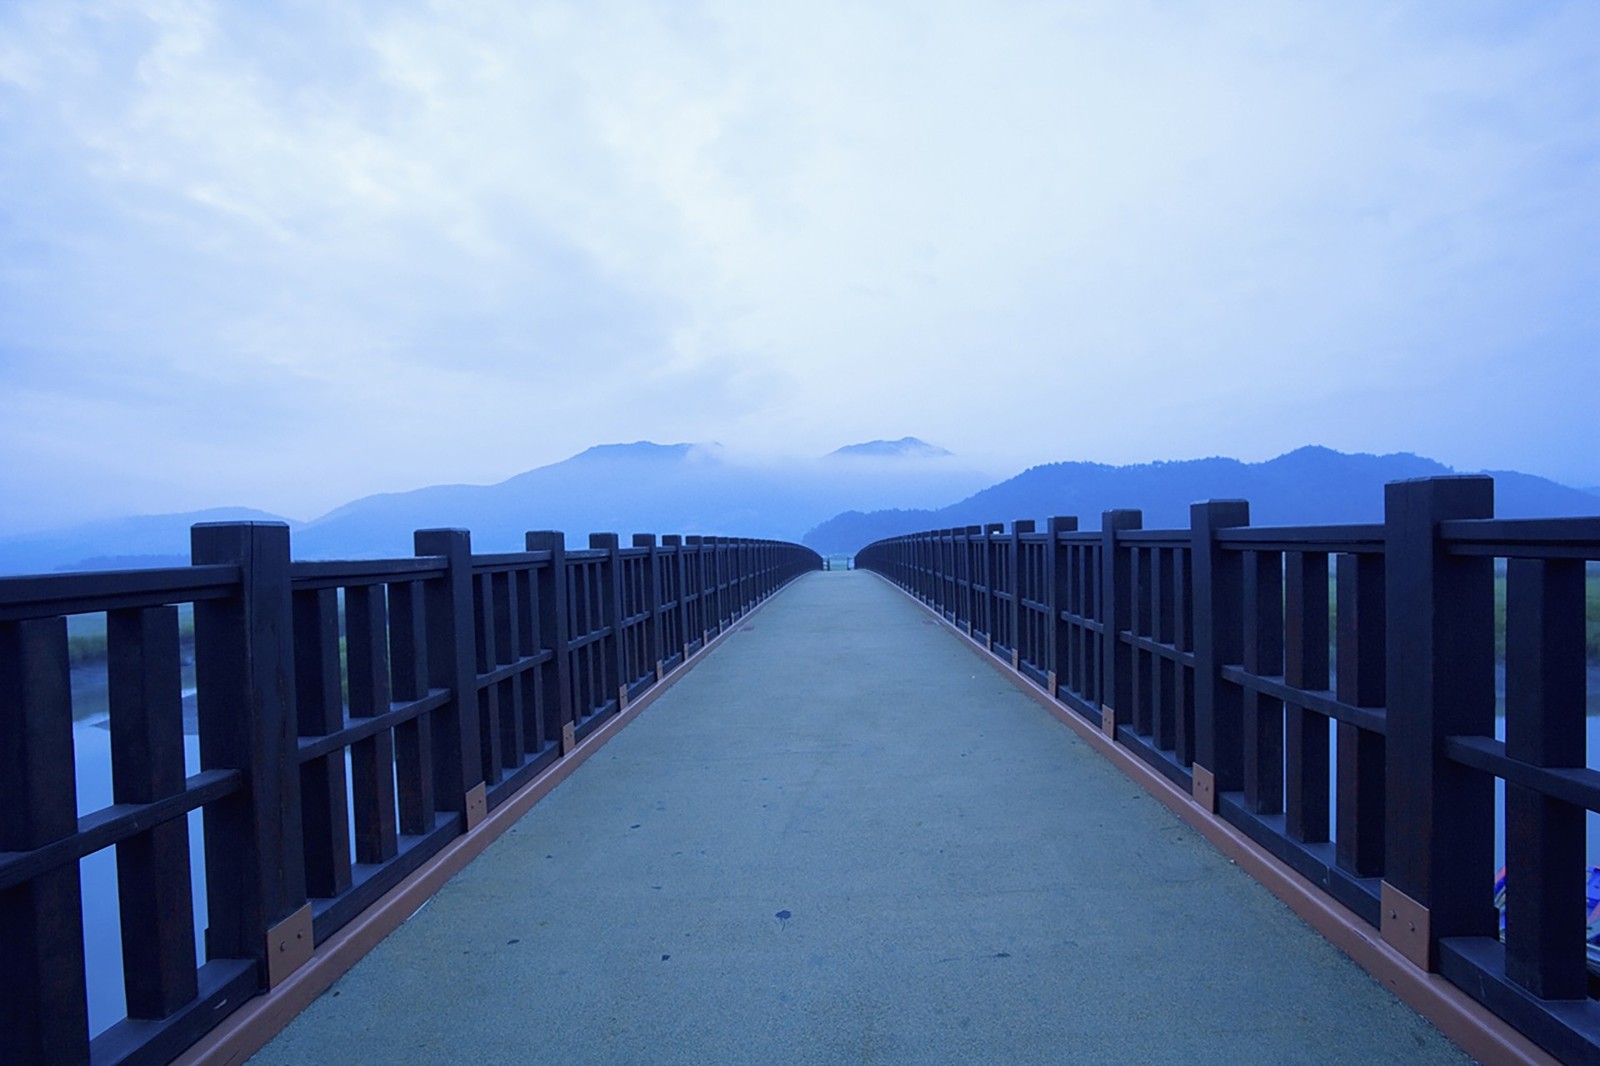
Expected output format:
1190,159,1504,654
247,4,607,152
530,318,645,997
2,475,1597,1063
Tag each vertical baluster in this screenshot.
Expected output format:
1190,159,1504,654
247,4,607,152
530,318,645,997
390,580,435,836
590,534,625,711
1152,548,1177,751
294,588,350,898
1009,521,1032,668
1503,558,1587,998
512,567,539,755
1285,552,1330,843
526,532,573,755
635,535,664,681
1335,551,1385,875
1132,546,1153,736
471,572,500,783
1174,547,1195,767
1047,517,1076,701
661,535,685,665
1242,550,1285,815
346,584,397,865
493,570,522,766
108,605,199,1018
0,617,89,1063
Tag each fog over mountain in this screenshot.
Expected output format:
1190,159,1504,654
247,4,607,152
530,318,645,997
0,439,989,573
3,442,1595,576
803,446,1600,557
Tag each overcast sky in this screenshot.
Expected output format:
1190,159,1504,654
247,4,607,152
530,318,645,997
2,1,1596,531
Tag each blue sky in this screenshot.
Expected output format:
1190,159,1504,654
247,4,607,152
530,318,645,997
2,1,1596,531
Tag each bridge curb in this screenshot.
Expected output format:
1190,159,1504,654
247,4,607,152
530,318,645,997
172,572,814,1066
867,571,1559,1066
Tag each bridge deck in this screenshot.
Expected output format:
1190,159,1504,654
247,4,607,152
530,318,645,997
251,571,1467,1064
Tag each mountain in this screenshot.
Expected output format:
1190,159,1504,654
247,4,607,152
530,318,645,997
827,437,954,460
802,446,1600,556
0,507,297,576
288,439,991,559
2,440,991,573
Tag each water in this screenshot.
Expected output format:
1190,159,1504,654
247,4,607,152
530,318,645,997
72,717,207,1038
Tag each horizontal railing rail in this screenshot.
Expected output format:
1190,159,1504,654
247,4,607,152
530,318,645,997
0,522,819,1066
856,475,1600,1063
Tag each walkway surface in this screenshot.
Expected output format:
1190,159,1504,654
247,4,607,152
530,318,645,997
252,571,1469,1065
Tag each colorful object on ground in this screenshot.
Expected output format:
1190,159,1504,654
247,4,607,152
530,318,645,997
1492,866,1600,975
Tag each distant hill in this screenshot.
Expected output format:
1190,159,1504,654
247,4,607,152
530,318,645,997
7,443,1594,576
828,437,954,460
0,508,297,576
291,440,991,559
803,446,1600,556
0,440,992,574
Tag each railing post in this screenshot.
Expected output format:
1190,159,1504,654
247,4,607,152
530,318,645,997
1381,476,1496,971
1047,517,1076,699
414,529,486,829
634,534,665,681
190,521,309,989
1100,509,1142,737
526,531,575,754
0,616,89,1063
1189,501,1249,812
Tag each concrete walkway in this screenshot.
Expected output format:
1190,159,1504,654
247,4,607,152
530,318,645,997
252,571,1468,1065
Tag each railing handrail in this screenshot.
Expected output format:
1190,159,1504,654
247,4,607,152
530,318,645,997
855,474,1600,1064
0,521,820,1065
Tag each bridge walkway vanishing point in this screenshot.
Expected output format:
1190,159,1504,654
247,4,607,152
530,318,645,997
246,570,1469,1065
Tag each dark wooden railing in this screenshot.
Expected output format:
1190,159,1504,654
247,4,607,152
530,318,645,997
0,523,819,1065
856,475,1600,1064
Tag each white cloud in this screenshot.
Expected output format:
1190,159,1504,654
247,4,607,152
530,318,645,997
0,0,1595,531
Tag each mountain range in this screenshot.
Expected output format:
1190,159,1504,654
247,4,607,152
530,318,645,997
0,439,989,574
1,442,1595,575
801,446,1600,555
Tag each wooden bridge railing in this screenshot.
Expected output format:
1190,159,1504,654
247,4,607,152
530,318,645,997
0,524,819,1065
857,474,1600,1064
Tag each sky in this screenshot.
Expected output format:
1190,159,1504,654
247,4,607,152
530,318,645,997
2,0,1596,532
